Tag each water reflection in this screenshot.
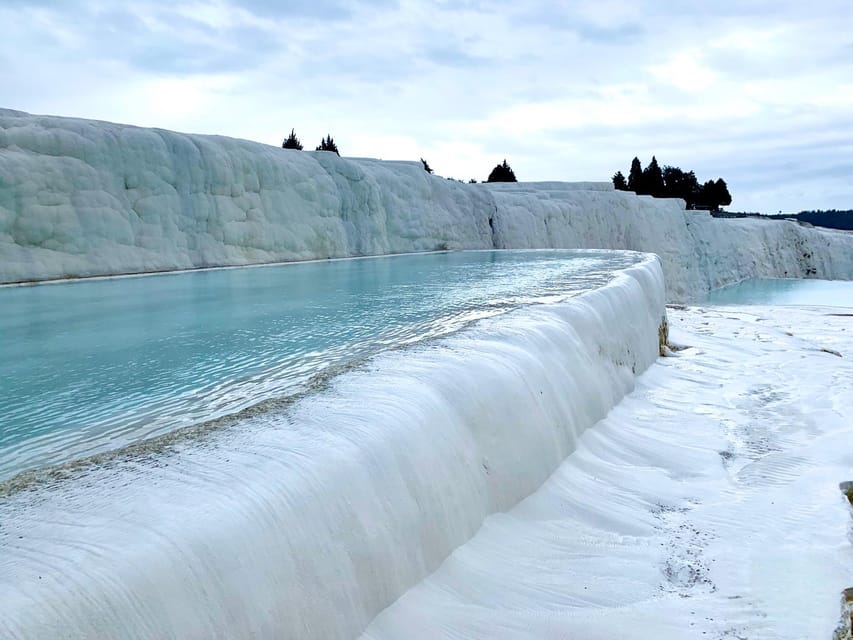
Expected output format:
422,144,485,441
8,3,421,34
705,278,853,307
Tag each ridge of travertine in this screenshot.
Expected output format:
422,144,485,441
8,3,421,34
2,109,852,300
0,256,668,640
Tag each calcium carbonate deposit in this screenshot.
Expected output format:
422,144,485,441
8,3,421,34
1,109,851,640
1,254,667,639
2,109,852,299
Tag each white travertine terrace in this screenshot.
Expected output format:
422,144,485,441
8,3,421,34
2,109,852,299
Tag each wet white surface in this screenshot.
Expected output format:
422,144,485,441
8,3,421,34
363,305,853,639
0,259,666,639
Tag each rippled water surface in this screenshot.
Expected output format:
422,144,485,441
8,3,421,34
0,250,641,479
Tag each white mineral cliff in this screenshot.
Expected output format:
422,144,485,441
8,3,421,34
2,109,852,299
3,109,852,640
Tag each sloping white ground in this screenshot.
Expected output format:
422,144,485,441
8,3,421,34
362,305,853,639
0,257,666,639
3,109,852,299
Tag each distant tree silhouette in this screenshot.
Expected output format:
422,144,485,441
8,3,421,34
612,171,628,191
282,129,303,150
421,158,433,174
715,178,732,208
662,166,700,208
627,157,643,194
468,178,478,183
487,159,517,182
713,209,853,231
662,166,684,200
616,156,732,211
698,178,732,211
788,209,853,230
642,156,665,197
315,135,339,155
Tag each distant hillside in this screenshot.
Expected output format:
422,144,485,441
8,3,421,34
712,209,853,231
785,210,853,230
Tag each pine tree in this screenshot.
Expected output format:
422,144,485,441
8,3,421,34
642,156,665,197
421,158,433,174
486,159,517,183
282,129,303,150
612,171,628,190
627,157,643,193
315,135,340,155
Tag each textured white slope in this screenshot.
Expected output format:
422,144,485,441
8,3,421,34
2,109,853,298
362,305,853,640
0,257,666,640
490,184,853,301
0,109,493,280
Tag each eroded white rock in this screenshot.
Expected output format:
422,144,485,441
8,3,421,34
2,109,852,300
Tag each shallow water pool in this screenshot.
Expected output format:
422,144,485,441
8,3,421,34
0,249,642,480
704,278,853,307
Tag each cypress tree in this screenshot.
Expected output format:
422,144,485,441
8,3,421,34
627,157,643,193
642,156,665,197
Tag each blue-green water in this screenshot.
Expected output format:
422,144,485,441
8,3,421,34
705,278,853,307
0,250,640,480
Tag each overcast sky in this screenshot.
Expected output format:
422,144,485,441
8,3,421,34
1,0,851,213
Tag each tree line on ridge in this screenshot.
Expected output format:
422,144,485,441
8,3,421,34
279,131,853,228
281,128,517,183
612,156,732,211
282,130,737,207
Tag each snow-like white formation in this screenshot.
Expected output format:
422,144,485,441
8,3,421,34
2,109,851,638
2,109,852,299
363,304,853,640
0,256,666,639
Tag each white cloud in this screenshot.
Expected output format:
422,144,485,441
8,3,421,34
1,0,852,213
648,51,717,92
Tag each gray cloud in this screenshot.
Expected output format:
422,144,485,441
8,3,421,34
506,3,644,44
424,45,489,69
1,0,852,213
231,0,398,20
0,2,285,76
575,22,644,44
